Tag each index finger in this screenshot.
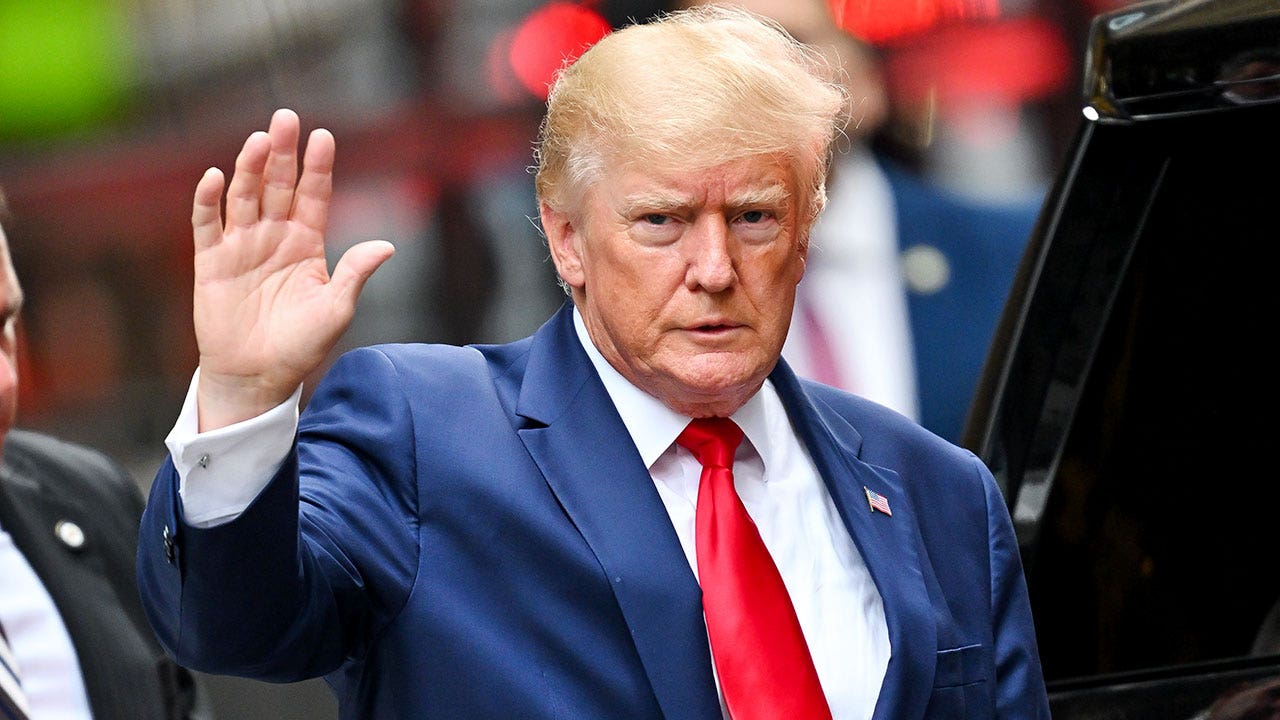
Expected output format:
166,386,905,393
192,167,227,250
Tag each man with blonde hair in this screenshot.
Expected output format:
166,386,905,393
137,6,1048,718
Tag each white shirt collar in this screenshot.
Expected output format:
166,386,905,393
571,306,780,474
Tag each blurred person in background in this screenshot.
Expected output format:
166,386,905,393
677,0,1045,443
0,189,209,720
136,6,1046,719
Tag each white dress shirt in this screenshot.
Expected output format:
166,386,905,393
0,520,94,719
573,311,889,719
170,308,891,719
782,146,919,422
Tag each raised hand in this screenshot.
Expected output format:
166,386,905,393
192,108,395,431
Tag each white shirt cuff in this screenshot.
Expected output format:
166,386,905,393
166,368,301,528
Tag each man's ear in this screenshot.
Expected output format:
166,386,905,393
794,232,810,285
541,201,586,289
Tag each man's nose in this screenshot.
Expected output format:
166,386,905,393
683,217,737,292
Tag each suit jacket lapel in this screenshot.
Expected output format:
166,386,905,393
770,363,936,720
0,458,171,720
514,305,721,720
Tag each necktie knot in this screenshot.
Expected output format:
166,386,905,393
676,417,743,470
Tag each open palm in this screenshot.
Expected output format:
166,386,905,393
192,109,394,430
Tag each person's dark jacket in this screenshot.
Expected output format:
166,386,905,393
0,429,209,720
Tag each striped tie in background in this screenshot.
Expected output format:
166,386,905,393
0,621,31,720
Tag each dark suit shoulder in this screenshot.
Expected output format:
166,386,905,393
6,428,134,472
0,429,146,574
3,429,142,508
1,431,211,720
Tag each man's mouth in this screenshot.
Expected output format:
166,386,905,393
686,321,742,334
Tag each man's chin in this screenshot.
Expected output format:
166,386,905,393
655,365,768,415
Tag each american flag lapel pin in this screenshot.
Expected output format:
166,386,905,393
864,486,892,516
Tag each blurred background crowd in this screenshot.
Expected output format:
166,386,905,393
0,0,1137,715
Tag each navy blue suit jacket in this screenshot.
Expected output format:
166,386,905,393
884,159,1041,443
138,304,1048,719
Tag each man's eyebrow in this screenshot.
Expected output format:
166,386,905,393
727,184,790,209
618,191,694,215
619,184,791,216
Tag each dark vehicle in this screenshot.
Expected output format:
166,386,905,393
961,0,1280,717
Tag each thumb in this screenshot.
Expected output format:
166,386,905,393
329,240,396,309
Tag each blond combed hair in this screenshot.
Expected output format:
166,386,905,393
534,4,849,230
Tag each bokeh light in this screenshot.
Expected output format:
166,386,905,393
829,0,1001,43
507,1,611,101
0,0,135,140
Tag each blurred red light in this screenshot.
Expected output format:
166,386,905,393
828,0,1000,43
885,16,1071,111
507,2,612,101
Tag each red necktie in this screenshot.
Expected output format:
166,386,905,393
677,418,832,720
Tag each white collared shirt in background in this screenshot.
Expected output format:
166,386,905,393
0,516,93,720
783,146,918,422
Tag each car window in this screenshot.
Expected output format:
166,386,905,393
1023,104,1280,684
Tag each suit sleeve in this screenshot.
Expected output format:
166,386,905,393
93,452,215,720
978,455,1052,719
137,347,422,682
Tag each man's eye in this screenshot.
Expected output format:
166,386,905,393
739,210,768,223
643,214,670,225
